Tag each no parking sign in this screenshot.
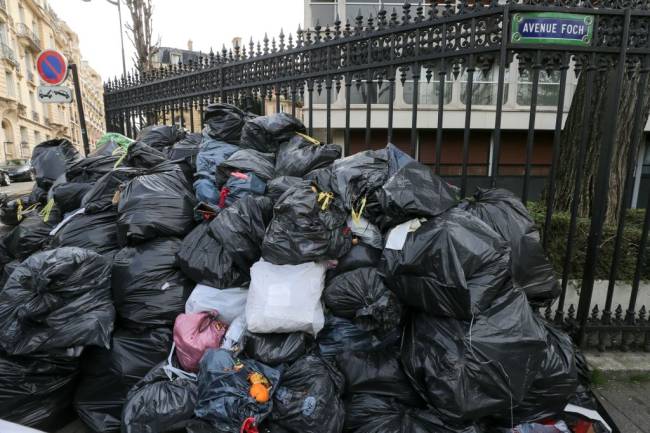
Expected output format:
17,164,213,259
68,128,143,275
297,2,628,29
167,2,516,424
36,50,68,85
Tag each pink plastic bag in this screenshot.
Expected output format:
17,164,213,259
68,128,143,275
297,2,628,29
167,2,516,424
173,311,227,372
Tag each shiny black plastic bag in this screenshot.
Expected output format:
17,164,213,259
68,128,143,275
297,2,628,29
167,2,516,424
49,210,120,255
317,315,399,359
31,138,83,189
344,394,481,433
332,243,382,276
262,182,352,265
0,247,114,355
195,349,281,432
3,207,60,260
210,195,273,270
67,154,120,183
0,352,79,431
124,141,169,169
75,327,173,433
461,188,560,307
112,237,193,330
81,168,140,214
240,112,306,153
401,288,547,424
266,176,303,202
0,195,34,226
168,132,201,169
137,124,185,151
244,332,310,366
510,322,578,425
122,358,198,433
275,134,341,177
336,351,424,408
117,164,197,245
324,267,402,333
381,208,511,320
271,355,345,433
304,166,334,192
52,181,94,213
216,148,275,187
0,258,19,288
375,161,457,229
177,222,249,287
203,103,248,143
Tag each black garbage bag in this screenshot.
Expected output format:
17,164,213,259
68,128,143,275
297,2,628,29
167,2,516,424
112,237,193,330
266,176,303,202
240,113,306,153
195,349,281,432
219,171,267,208
275,134,341,177
0,352,79,431
461,188,560,307
344,394,481,433
124,141,169,169
0,194,37,226
66,154,120,183
52,181,94,213
177,222,249,287
271,355,345,433
30,184,49,204
31,138,83,190
137,124,185,151
168,132,202,168
203,103,248,143
324,267,402,333
304,166,334,192
510,322,578,424
262,182,352,265
332,243,382,276
374,161,457,229
0,247,114,355
122,357,198,433
0,258,19,287
196,136,239,179
117,164,197,245
81,168,140,214
336,351,424,407
49,210,120,255
317,315,399,359
210,195,273,270
216,149,275,187
244,332,310,366
2,206,61,260
74,327,173,433
401,287,547,424
381,208,511,320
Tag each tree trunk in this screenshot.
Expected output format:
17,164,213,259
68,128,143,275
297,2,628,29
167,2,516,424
124,0,156,73
547,64,650,226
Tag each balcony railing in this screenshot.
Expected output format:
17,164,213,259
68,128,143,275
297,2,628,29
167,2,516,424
0,43,18,67
0,0,7,14
31,111,39,122
16,23,41,51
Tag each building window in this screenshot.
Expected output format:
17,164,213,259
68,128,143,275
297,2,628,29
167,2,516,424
170,52,181,65
34,131,41,146
19,127,28,150
349,80,392,104
5,72,15,97
460,67,509,106
517,69,561,107
403,67,453,105
310,0,337,27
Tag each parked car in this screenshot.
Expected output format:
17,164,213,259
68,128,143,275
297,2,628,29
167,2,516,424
0,159,33,182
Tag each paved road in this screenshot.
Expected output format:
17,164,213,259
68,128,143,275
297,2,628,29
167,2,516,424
0,180,34,199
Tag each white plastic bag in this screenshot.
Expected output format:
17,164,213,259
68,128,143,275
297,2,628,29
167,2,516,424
221,314,247,352
184,284,247,325
246,260,326,335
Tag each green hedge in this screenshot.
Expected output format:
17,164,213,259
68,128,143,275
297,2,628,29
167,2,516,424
528,202,650,281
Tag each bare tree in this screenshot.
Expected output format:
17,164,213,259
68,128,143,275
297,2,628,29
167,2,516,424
123,0,158,73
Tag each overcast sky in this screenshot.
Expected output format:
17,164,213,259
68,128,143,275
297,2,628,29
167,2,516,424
48,0,304,81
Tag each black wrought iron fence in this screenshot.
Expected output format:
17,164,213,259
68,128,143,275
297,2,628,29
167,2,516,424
104,0,650,351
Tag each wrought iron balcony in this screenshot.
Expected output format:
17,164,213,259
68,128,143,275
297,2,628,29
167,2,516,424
16,23,41,51
0,43,17,68
0,0,7,15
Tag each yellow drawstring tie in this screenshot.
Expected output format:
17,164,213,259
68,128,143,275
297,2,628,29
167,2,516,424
351,196,367,225
295,132,321,146
112,145,128,168
317,191,334,211
17,200,38,222
39,198,55,223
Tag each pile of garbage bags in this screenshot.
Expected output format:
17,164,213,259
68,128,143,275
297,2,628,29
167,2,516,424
0,110,605,433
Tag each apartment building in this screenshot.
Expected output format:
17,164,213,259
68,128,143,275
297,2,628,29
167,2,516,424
303,0,650,206
81,60,105,148
0,0,104,161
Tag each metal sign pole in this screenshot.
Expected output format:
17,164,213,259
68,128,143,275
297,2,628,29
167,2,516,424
69,63,90,155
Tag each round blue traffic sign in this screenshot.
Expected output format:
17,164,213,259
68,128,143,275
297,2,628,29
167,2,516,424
36,50,68,85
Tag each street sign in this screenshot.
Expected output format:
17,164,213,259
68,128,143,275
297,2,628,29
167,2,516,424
38,85,73,103
36,50,69,85
511,12,594,47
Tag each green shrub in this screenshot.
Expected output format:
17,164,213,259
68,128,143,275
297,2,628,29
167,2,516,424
528,202,650,281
